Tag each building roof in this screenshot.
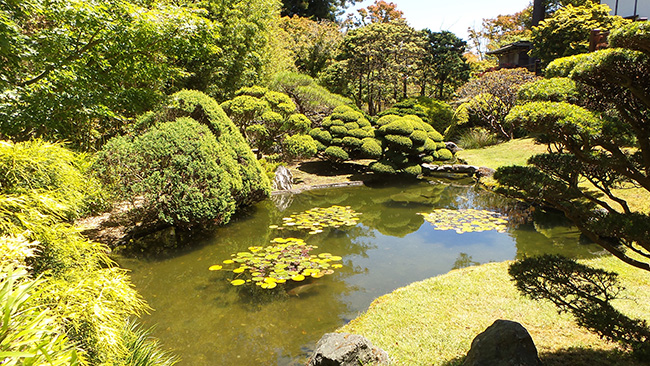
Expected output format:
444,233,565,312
486,41,533,55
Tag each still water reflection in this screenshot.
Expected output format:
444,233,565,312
117,180,605,366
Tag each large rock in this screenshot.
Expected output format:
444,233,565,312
273,165,293,191
463,320,541,366
308,333,390,366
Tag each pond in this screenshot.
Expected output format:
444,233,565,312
116,179,606,366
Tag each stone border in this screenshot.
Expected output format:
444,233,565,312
271,181,365,195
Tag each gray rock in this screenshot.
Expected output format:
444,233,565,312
445,141,463,153
475,166,496,178
308,333,390,366
463,319,541,366
272,165,293,191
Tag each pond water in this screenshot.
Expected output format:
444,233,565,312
117,179,606,366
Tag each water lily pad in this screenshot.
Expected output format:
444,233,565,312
291,274,305,282
209,265,222,271
277,205,361,232
419,209,509,234
231,279,245,286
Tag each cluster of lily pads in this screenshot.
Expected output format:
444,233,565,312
270,205,361,234
209,237,342,289
419,209,509,234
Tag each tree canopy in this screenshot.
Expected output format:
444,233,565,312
495,22,650,272
531,1,629,65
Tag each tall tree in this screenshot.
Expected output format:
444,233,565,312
349,0,405,27
278,15,343,77
0,0,215,150
467,6,532,59
495,22,650,272
335,21,424,115
419,30,470,100
281,0,361,21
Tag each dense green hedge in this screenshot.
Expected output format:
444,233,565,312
95,90,270,229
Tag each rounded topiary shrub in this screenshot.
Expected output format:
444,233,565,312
96,90,270,228
100,118,239,227
324,146,349,162
309,105,376,160
372,114,453,176
283,134,317,161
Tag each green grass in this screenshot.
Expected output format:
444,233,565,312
340,256,650,366
455,138,547,169
456,138,650,213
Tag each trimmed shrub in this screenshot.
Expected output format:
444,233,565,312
437,148,453,160
410,130,428,144
382,120,415,135
403,163,423,176
361,138,383,158
283,134,318,161
309,105,376,161
324,146,349,162
384,134,414,150
96,90,270,228
342,136,363,149
369,160,398,175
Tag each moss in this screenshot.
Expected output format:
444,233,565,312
324,146,349,162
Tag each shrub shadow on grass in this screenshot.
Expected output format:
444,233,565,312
439,348,643,366
539,347,644,366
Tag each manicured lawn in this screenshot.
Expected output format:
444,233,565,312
340,256,650,366
455,138,547,169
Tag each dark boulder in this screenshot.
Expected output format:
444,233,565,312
463,319,541,366
308,333,390,366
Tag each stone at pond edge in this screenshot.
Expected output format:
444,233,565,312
273,165,293,191
462,319,541,366
308,333,390,366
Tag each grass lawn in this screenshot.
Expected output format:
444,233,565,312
340,256,650,366
456,138,650,214
455,138,547,170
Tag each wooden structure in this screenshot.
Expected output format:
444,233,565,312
485,41,537,72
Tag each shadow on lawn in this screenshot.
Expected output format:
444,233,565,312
439,347,644,366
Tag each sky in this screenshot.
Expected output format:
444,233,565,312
344,0,533,41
